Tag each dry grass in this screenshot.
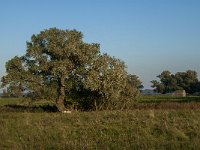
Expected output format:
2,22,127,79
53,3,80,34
0,110,200,149
0,96,200,149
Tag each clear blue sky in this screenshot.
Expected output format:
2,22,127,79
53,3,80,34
0,0,200,89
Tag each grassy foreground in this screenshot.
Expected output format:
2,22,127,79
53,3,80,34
0,97,200,149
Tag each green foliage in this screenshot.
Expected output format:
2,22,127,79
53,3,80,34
192,82,200,95
151,70,199,94
1,56,26,97
127,74,144,90
1,28,140,111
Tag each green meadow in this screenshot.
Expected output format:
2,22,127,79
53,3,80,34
0,95,200,150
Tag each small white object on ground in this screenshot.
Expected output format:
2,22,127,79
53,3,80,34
62,110,72,114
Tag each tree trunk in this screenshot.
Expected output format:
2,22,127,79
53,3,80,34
56,76,66,112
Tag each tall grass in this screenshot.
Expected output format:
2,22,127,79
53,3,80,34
0,96,200,149
0,110,200,149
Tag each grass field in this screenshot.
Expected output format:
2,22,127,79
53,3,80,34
0,95,200,150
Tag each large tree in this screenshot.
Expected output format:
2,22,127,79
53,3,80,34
1,28,140,111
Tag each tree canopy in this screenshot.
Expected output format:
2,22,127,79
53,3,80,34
1,28,141,111
151,70,199,94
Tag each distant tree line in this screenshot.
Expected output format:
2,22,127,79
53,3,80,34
1,28,142,111
151,70,200,94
